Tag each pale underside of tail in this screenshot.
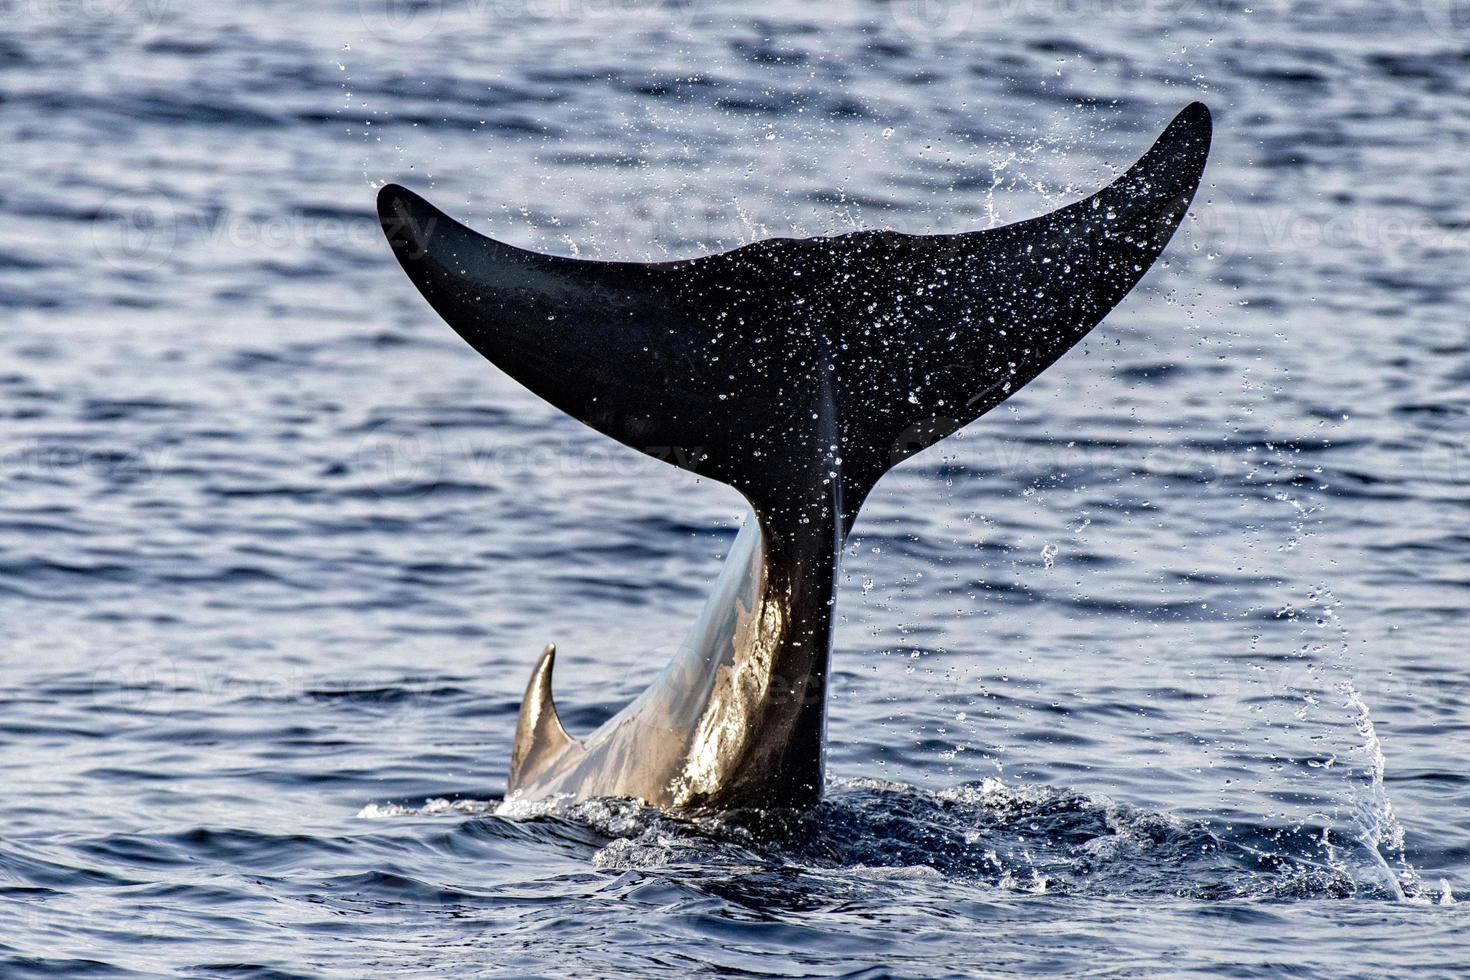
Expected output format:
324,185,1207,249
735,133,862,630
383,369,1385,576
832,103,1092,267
379,103,1214,810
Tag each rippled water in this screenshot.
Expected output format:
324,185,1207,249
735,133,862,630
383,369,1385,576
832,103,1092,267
3,0,1469,975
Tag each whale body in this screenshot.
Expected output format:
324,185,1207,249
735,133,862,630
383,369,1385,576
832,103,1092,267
377,103,1212,812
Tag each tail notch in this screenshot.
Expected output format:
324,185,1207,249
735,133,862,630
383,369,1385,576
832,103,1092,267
378,102,1212,527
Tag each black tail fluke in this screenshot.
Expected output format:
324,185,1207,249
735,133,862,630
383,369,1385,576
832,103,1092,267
378,103,1211,525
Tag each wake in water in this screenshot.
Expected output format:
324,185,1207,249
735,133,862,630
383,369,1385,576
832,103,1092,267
361,774,1446,905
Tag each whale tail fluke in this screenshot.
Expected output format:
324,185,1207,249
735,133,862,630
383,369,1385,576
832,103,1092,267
379,102,1211,522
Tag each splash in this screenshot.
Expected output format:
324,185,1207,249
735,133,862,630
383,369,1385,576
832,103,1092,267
357,776,1399,901
357,797,498,819
1340,681,1434,903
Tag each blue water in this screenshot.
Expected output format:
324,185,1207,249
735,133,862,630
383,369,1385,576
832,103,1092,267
3,0,1469,975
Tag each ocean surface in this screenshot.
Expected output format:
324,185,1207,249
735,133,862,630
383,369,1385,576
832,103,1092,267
3,0,1469,975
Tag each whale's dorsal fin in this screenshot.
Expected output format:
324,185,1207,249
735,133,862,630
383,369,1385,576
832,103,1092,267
379,103,1211,524
508,644,574,790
